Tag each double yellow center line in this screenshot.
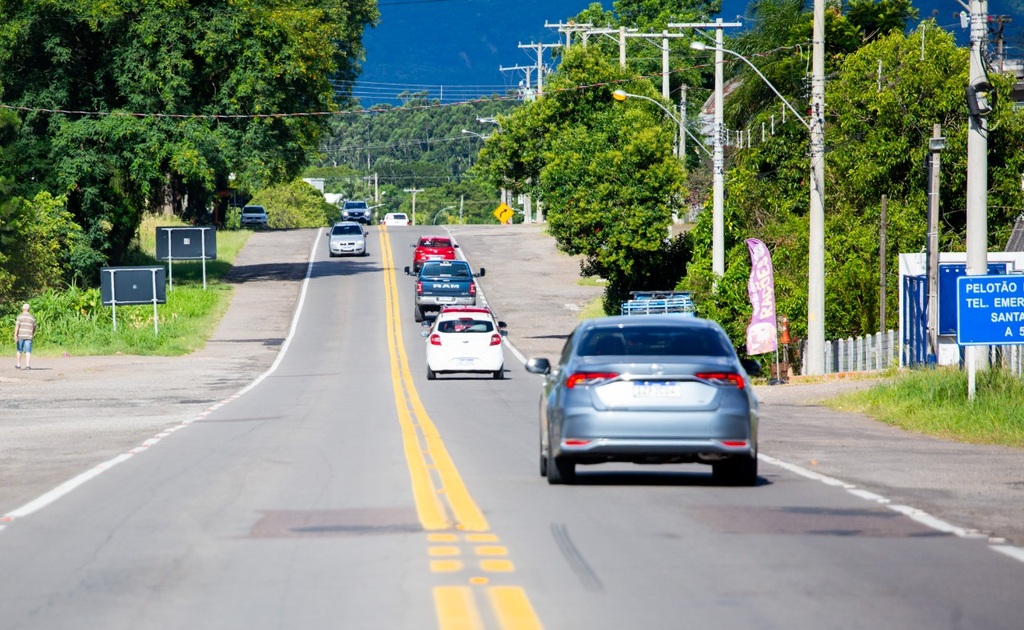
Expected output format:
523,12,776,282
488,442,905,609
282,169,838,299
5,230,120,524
379,227,543,630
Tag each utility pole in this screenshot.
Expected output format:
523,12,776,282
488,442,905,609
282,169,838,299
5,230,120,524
926,124,945,360
499,64,535,98
802,0,827,375
669,20,743,277
880,195,887,333
518,41,562,95
962,0,993,395
545,21,593,49
404,188,424,226
679,85,687,162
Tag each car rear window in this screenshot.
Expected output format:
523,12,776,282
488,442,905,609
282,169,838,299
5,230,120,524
437,318,493,333
421,262,470,277
577,326,732,357
419,238,452,248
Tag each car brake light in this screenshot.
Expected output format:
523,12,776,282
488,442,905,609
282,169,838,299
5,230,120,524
564,439,592,446
720,440,748,448
695,372,745,389
429,334,442,346
566,372,619,388
416,281,422,295
469,281,476,296
489,334,502,346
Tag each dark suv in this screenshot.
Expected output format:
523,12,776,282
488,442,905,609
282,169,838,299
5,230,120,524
341,200,372,224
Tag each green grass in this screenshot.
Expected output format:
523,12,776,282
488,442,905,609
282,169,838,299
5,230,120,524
576,276,606,287
826,366,1024,448
8,215,250,357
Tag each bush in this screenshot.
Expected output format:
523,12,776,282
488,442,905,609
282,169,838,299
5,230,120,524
249,180,333,229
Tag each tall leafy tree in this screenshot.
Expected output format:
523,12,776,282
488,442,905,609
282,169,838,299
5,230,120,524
684,22,1024,352
0,0,377,282
474,45,689,309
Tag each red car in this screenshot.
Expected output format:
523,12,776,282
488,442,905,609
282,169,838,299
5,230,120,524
412,236,458,272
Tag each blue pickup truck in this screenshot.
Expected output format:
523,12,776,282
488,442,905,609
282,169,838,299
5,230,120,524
404,260,486,322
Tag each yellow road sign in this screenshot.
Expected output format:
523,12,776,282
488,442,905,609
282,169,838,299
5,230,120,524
493,203,514,224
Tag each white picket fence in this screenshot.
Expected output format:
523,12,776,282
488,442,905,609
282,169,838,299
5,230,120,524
823,330,899,374
820,331,1024,377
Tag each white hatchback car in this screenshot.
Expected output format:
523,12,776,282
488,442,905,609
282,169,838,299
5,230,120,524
422,306,507,380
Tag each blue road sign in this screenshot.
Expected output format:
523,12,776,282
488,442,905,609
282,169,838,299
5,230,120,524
956,274,1024,345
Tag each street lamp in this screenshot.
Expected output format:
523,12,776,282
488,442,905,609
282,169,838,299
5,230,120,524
433,206,457,225
613,89,721,274
611,90,713,158
461,129,490,140
689,38,826,376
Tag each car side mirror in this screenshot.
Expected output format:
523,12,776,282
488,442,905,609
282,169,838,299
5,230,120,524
525,357,551,375
421,321,432,328
420,330,430,338
454,243,460,248
497,321,507,329
476,268,486,277
404,266,411,275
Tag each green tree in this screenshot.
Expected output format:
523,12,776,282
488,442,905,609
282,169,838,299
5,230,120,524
250,180,334,229
474,45,689,309
683,22,1024,352
0,0,377,282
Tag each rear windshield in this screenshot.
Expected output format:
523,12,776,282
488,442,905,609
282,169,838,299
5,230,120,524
436,318,494,333
389,214,407,220
344,201,368,209
242,206,265,214
577,326,732,357
418,238,452,248
421,261,470,278
332,224,363,235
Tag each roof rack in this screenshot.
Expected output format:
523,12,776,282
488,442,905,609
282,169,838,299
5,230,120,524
620,291,696,317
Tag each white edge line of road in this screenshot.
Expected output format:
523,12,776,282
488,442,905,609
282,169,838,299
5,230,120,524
0,229,322,533
445,227,528,365
758,453,1024,562
446,227,1024,563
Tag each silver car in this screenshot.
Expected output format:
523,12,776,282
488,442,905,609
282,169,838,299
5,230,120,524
327,221,368,257
525,316,762,485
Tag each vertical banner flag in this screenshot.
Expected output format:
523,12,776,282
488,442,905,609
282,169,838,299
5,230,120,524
745,238,778,355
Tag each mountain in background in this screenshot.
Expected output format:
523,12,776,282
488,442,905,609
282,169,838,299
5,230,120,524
354,0,1023,107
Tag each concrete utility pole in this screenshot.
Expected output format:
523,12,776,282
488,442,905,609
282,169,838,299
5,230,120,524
679,85,687,162
518,41,562,95
404,188,424,226
545,21,593,49
961,0,993,393
879,195,888,333
805,0,827,375
927,124,946,360
670,20,742,278
499,64,535,98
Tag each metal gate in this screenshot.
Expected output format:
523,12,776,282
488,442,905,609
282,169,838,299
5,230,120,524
902,274,928,367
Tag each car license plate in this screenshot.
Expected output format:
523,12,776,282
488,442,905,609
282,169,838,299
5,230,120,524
437,296,455,303
632,382,681,397
457,358,476,366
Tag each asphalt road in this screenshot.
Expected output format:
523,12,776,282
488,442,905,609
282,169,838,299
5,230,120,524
1,224,1023,629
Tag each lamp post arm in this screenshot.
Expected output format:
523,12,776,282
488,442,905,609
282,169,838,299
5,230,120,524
721,46,809,129
615,91,713,158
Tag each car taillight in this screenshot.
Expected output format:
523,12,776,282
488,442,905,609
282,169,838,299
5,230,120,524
429,334,442,346
416,281,422,295
566,372,619,389
695,372,745,389
489,334,502,346
469,282,476,296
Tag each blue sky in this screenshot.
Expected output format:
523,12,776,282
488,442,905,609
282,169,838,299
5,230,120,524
353,0,1023,106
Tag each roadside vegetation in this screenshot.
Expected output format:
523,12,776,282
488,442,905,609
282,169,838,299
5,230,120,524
0,216,249,357
826,367,1024,448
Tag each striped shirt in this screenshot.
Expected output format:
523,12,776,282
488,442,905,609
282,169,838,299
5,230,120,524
15,313,36,340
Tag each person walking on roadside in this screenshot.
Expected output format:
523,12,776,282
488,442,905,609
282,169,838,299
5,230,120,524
14,303,36,370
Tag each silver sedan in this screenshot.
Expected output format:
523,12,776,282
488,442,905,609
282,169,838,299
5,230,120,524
525,315,762,485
